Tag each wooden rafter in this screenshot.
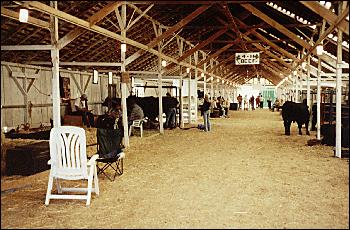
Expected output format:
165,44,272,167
300,1,349,35
58,1,122,50
240,4,311,51
165,28,228,72
124,4,211,66
1,7,50,30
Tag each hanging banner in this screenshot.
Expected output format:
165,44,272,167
235,52,260,65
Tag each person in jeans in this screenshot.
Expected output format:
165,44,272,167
164,92,178,129
201,94,211,132
71,94,95,127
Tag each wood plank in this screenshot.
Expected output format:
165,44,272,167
26,1,221,80
165,28,228,71
241,4,311,50
293,6,349,72
125,4,211,66
58,2,122,50
89,1,122,26
126,4,154,31
301,1,349,35
1,7,50,30
1,45,53,51
12,72,40,79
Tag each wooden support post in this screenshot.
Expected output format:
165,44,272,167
317,20,326,140
188,56,192,124
120,3,129,147
158,54,164,134
306,55,311,119
50,1,61,127
335,2,345,158
194,52,198,122
178,38,184,128
210,59,214,99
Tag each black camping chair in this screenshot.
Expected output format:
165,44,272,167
96,128,124,181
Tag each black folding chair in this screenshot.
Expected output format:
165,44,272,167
96,128,124,181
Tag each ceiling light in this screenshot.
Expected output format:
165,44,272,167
201,72,204,77
216,79,220,83
19,9,28,23
291,13,295,18
161,60,167,67
93,70,98,84
121,43,126,53
324,2,331,9
108,72,113,85
328,33,333,38
186,68,190,74
316,45,323,56
302,62,306,68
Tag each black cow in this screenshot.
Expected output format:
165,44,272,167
282,101,310,135
130,96,178,121
100,96,178,127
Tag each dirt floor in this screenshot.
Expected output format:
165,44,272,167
1,109,349,229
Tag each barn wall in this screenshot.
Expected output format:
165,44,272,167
0,62,116,130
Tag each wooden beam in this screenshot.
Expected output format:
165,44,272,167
165,28,228,71
29,61,122,66
26,1,221,80
125,4,211,66
126,4,154,31
1,7,50,30
58,1,122,50
57,27,86,50
1,45,53,51
241,4,311,50
301,1,349,35
220,2,251,57
293,6,349,72
89,1,122,25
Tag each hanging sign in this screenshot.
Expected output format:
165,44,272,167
235,52,260,65
121,72,130,83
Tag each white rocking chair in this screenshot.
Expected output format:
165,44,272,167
45,126,99,206
129,119,144,137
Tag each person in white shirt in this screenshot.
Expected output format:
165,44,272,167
72,94,95,127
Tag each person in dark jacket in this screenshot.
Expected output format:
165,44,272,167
201,94,211,132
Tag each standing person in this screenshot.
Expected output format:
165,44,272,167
72,94,95,127
244,95,249,111
267,97,272,110
237,94,243,110
250,95,255,110
255,95,260,109
201,94,211,132
259,94,264,109
164,92,178,129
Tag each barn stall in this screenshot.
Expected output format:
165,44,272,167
1,0,349,228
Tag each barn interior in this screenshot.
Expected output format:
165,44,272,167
1,1,349,228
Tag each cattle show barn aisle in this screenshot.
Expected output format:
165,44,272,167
1,109,349,229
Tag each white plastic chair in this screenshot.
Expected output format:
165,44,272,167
129,119,144,137
45,126,99,206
